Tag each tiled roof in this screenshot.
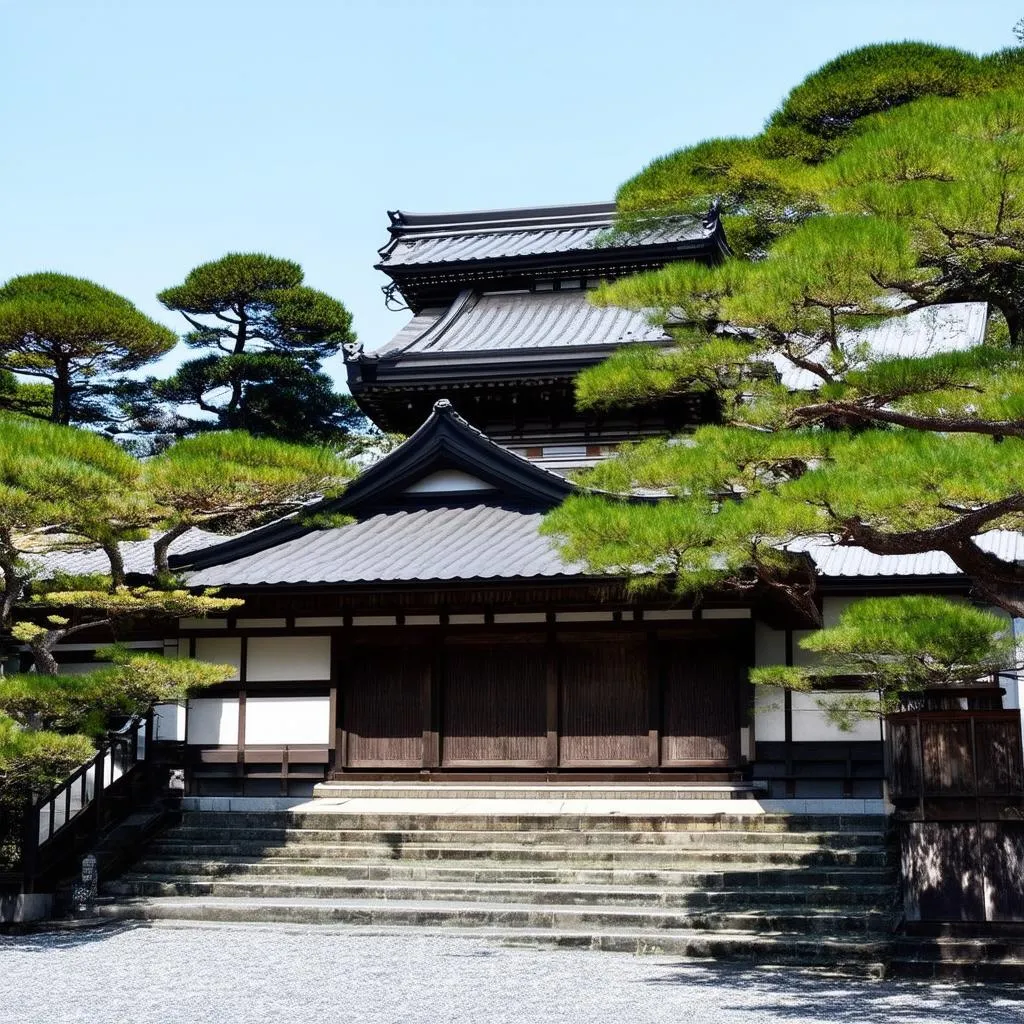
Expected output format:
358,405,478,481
186,505,584,587
792,532,1024,578
376,289,668,358
27,528,224,579
377,203,712,269
771,303,988,390
184,513,1024,588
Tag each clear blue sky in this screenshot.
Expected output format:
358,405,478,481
2,1,1020,385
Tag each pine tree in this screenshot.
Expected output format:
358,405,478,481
0,274,177,426
544,42,1024,625
153,253,364,444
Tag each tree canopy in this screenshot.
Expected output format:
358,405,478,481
0,273,177,426
153,253,364,444
544,41,1024,625
750,596,1018,726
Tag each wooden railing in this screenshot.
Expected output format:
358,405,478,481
20,715,151,892
886,706,1024,816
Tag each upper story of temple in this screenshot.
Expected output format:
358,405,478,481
343,201,730,472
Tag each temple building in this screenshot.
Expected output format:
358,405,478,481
47,202,1024,799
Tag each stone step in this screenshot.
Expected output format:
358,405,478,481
92,894,893,934
103,914,892,975
130,857,894,889
889,955,1024,983
180,810,887,834
312,783,763,801
162,825,887,850
105,874,895,910
142,839,892,867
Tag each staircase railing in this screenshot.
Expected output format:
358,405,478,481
20,714,151,893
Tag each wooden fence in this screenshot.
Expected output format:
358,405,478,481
886,701,1024,923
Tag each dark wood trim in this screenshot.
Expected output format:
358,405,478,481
647,632,660,769
423,645,440,769
236,690,246,770
545,636,559,768
784,628,794,798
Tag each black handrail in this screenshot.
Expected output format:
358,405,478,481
20,714,151,891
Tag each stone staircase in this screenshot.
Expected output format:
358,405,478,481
96,800,903,975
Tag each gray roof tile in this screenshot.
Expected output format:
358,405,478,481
771,303,988,389
377,290,667,358
186,506,584,587
791,532,1024,577
378,203,711,268
28,528,225,579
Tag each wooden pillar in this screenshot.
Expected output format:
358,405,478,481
545,637,559,768
784,629,795,798
646,633,661,769
422,646,441,769
331,632,346,775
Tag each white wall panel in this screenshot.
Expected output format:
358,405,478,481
244,696,330,745
752,623,787,742
754,685,786,741
187,698,239,745
246,636,331,681
153,703,186,741
791,691,881,742
194,637,241,681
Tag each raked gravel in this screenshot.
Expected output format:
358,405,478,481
2,921,1022,1024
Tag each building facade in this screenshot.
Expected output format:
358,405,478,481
48,202,1024,799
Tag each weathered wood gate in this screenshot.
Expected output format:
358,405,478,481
887,689,1024,923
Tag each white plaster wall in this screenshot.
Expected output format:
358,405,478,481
791,691,882,742
244,696,331,745
1009,618,1024,749
153,703,186,741
753,622,786,742
194,637,242,681
404,469,492,493
246,636,331,682
187,698,239,745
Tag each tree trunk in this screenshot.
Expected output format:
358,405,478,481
29,639,60,676
30,618,114,676
51,361,72,425
153,522,191,576
102,542,126,590
0,529,24,627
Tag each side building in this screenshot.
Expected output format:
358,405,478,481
43,202,1024,799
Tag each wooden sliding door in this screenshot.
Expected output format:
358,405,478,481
344,648,426,767
559,640,649,766
660,642,741,766
442,644,548,767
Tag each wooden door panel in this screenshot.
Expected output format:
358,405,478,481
559,642,648,765
442,647,547,765
661,644,740,765
344,649,425,767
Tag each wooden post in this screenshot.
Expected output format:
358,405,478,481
545,638,559,768
422,648,440,769
784,630,795,798
646,633,660,769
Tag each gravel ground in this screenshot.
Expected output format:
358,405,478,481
3,923,1023,1024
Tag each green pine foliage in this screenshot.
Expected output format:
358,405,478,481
143,430,356,572
0,273,177,426
545,40,1024,664
0,646,233,739
750,597,1018,726
153,253,364,444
